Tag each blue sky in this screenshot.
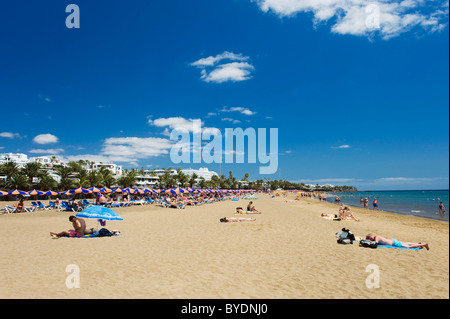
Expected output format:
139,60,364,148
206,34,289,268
0,0,448,190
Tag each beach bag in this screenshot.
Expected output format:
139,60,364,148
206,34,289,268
98,228,114,237
359,240,378,249
336,228,355,245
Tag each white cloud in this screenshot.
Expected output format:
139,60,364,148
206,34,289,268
221,106,257,116
375,177,449,183
149,117,221,136
221,118,241,124
29,148,64,155
332,145,351,149
33,134,59,145
38,94,52,103
300,178,364,184
191,52,255,83
102,137,174,159
191,51,249,67
0,132,21,139
253,0,449,39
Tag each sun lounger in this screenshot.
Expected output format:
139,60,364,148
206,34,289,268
37,201,52,210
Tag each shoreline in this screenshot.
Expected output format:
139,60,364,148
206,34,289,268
323,190,449,223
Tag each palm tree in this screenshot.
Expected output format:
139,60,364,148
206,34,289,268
188,173,198,188
87,170,101,188
38,172,57,190
54,165,74,191
117,170,137,188
176,169,189,188
98,167,116,188
2,162,20,185
22,162,43,185
8,174,31,190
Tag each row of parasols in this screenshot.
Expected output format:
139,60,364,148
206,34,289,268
0,187,256,197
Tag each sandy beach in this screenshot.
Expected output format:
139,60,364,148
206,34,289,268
0,193,448,299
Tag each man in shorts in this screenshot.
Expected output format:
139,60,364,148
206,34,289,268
50,216,91,238
366,234,429,250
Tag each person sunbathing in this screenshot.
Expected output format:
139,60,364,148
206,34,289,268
50,216,88,238
321,213,341,221
366,234,429,250
341,207,359,221
247,201,261,214
220,217,256,223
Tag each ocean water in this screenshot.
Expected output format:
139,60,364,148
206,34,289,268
327,190,449,222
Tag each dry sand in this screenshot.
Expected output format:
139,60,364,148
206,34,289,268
0,194,448,299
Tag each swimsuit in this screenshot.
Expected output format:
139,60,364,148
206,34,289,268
69,230,83,238
391,239,402,248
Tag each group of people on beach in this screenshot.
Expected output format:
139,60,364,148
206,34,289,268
321,205,360,222
221,201,262,223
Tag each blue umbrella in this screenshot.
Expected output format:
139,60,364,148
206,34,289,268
76,205,124,232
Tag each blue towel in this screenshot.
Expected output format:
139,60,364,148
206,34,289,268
377,244,421,250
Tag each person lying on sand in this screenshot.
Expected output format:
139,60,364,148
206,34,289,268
220,217,256,223
366,234,429,250
321,213,341,221
50,216,93,238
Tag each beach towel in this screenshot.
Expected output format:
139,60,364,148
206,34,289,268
355,240,421,250
377,244,421,250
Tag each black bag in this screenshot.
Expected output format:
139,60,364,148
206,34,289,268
359,239,378,249
337,228,354,244
98,228,114,237
337,237,353,245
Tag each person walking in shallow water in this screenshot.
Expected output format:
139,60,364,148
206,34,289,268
439,202,446,215
372,198,378,210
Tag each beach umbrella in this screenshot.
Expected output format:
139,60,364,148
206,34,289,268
100,187,113,194
88,187,102,193
164,189,177,194
122,187,134,194
44,190,60,196
27,189,44,196
8,189,27,196
0,190,8,196
76,205,124,232
70,187,91,194
112,188,125,193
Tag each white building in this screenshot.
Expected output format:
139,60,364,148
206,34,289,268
0,153,29,168
92,163,123,177
134,171,160,189
181,168,219,181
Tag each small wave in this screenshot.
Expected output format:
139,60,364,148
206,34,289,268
411,210,421,213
